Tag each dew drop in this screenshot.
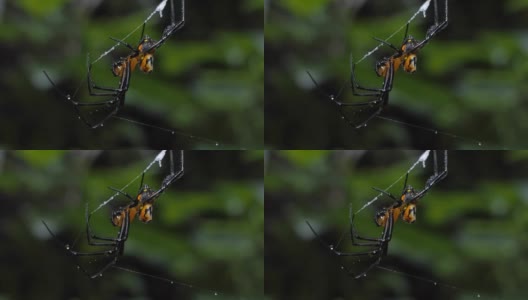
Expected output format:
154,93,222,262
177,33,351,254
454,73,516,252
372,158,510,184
65,244,70,250
433,282,437,286
434,130,438,134
171,131,175,135
477,294,480,298
478,142,482,146
363,124,367,128
362,273,367,277
214,291,218,296
99,273,103,277
329,245,334,250
341,116,345,120
215,142,219,146
170,281,174,285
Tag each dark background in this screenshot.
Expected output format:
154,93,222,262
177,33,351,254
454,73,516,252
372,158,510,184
265,150,528,299
0,150,264,299
265,0,528,149
0,0,263,148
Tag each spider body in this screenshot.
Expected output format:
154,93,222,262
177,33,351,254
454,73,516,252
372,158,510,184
307,150,448,279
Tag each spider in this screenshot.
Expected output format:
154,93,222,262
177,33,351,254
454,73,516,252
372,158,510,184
42,150,184,278
308,0,448,128
43,0,185,128
306,150,448,278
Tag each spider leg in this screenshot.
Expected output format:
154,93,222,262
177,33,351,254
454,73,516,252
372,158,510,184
407,0,448,52
108,187,136,203
109,37,137,53
144,0,185,52
347,60,393,128
64,56,131,128
408,150,448,201
161,150,185,188
87,59,129,97
307,208,394,279
42,71,77,102
424,150,448,188
306,221,382,253
349,208,389,244
306,71,382,108
371,187,398,203
41,219,122,280
372,37,401,54
350,60,388,96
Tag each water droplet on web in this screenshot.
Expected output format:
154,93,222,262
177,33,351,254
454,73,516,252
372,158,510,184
99,273,103,277
65,244,70,250
171,131,175,135
478,142,482,146
215,142,219,146
329,245,334,250
433,282,437,286
477,294,480,298
434,130,438,134
214,291,218,296
170,281,174,284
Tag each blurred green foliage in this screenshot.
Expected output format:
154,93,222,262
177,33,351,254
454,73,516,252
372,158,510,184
265,150,528,299
265,0,528,148
0,150,264,299
0,0,263,148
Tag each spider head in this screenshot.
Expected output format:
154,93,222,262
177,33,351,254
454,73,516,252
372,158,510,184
137,184,154,203
402,35,418,51
400,185,417,203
